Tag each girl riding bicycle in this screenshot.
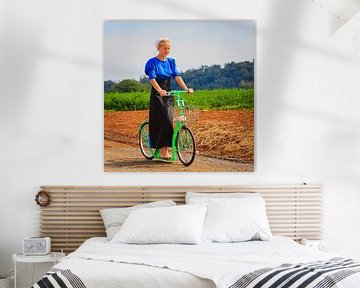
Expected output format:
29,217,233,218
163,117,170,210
144,38,193,159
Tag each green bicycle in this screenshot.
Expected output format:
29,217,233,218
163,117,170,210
139,90,196,166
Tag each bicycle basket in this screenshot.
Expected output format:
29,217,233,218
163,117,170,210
172,98,201,127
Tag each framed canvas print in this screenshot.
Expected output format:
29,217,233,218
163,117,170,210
104,20,255,172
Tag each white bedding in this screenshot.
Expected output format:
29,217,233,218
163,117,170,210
52,236,360,288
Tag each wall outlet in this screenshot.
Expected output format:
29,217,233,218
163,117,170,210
301,239,328,252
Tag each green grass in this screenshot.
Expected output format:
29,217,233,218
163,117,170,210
104,88,254,111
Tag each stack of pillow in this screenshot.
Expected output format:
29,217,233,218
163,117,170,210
100,192,272,245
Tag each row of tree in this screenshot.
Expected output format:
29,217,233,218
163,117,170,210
104,79,149,93
104,60,254,93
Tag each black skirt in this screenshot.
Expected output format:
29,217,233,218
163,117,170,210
149,78,173,149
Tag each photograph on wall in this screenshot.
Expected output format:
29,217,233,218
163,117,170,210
104,20,255,172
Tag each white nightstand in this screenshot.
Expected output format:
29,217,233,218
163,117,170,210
12,252,65,288
301,239,328,252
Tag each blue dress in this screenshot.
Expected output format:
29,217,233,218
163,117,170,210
144,57,180,149
145,57,180,80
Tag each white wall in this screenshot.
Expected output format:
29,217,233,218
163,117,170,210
1,0,360,285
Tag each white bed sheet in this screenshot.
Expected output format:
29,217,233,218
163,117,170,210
55,258,214,288
54,236,360,288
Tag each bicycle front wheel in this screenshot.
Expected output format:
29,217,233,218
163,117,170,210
139,121,155,160
176,126,196,166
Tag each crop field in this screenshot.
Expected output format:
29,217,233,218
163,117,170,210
104,88,254,111
104,88,254,171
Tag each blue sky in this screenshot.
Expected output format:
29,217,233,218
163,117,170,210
104,20,255,81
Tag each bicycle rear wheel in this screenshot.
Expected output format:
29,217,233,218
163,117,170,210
176,126,196,166
139,121,155,160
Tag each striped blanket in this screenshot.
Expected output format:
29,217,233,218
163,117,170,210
32,268,86,288
32,258,360,288
230,257,360,288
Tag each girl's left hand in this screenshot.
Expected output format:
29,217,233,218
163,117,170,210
187,88,194,94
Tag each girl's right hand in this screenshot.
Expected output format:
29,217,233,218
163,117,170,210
159,90,167,97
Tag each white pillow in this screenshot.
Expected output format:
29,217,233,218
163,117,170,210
186,192,259,204
100,200,176,240
202,197,272,243
111,205,207,244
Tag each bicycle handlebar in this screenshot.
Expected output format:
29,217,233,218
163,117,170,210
165,90,191,96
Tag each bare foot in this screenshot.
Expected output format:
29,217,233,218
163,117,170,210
161,148,172,159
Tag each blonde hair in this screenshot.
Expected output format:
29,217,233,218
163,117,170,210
155,38,170,50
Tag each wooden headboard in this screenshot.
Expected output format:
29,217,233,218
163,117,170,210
39,185,323,253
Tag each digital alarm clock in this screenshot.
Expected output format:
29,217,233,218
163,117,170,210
23,237,51,255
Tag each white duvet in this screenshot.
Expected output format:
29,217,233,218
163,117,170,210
53,237,360,288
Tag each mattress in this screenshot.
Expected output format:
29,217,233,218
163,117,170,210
33,236,360,288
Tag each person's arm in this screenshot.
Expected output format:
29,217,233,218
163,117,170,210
175,76,193,94
149,79,167,96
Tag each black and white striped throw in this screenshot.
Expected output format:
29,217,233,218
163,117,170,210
229,257,360,288
32,268,86,288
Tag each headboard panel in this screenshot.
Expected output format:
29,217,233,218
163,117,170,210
39,185,323,253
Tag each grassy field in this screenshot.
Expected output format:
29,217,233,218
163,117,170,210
104,88,254,111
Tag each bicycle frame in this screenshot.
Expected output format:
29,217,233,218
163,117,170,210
169,90,190,161
139,90,190,161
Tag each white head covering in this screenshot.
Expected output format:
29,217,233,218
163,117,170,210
155,38,170,49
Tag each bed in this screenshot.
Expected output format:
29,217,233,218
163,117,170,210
33,185,360,288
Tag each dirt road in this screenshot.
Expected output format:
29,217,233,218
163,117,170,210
104,140,253,172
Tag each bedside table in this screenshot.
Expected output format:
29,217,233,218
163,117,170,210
12,252,65,288
301,239,328,252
